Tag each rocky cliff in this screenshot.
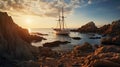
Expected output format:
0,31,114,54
0,12,43,61
0,12,60,67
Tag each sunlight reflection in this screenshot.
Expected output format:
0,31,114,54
28,28,31,33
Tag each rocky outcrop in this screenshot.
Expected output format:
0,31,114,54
73,42,93,52
98,24,110,34
77,21,98,33
0,12,46,62
71,20,120,36
89,36,101,39
82,45,120,67
56,45,120,67
104,20,120,36
43,41,70,47
94,45,120,55
30,35,46,43
101,35,120,45
71,37,81,40
38,47,59,58
99,20,120,46
97,20,120,36
72,42,94,56
31,32,48,36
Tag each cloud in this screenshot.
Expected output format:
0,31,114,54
0,0,93,17
88,0,92,4
87,0,109,5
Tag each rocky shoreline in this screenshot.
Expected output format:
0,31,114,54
0,12,120,67
71,20,120,36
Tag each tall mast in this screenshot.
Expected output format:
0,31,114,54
58,9,61,30
62,6,65,29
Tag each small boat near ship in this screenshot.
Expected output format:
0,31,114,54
53,6,70,35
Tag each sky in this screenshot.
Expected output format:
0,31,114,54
0,0,120,28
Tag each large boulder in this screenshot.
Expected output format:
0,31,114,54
43,41,70,47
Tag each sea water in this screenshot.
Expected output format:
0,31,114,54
31,28,101,51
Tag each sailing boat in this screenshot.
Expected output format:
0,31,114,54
53,7,70,35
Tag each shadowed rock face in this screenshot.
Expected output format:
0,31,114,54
98,24,110,34
77,21,98,33
101,35,120,45
0,12,59,67
90,20,120,46
98,20,120,36
104,20,120,36
0,12,40,60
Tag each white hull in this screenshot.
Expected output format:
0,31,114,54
54,29,70,35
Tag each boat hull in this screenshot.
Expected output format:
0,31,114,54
53,29,70,35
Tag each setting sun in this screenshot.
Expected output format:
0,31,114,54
26,18,32,24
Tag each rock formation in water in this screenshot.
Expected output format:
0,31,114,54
71,37,81,40
72,20,120,36
43,41,70,47
71,20,120,46
77,21,98,33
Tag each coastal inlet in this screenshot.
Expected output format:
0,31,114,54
31,28,102,51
